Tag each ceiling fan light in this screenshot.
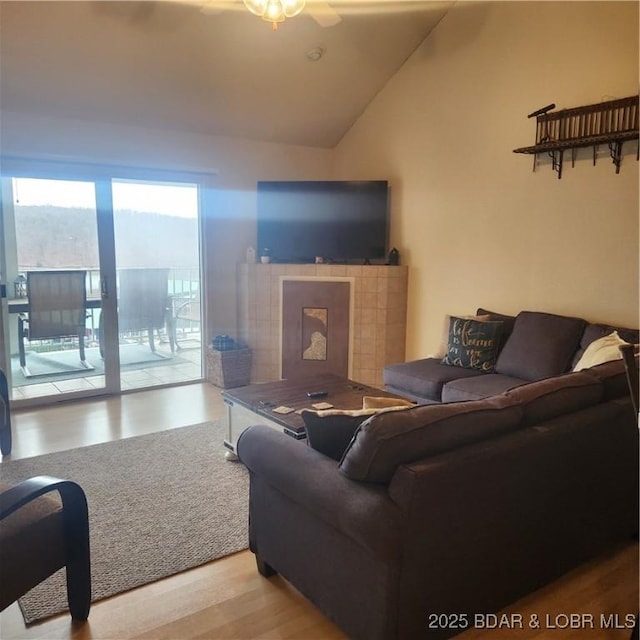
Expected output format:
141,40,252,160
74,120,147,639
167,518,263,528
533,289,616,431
243,0,268,17
243,0,305,29
264,0,285,22
282,0,305,18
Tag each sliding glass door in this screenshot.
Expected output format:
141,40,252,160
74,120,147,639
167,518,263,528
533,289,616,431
0,163,205,405
111,179,202,391
2,176,107,400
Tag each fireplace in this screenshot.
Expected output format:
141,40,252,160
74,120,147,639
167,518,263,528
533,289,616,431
237,264,408,387
281,279,352,379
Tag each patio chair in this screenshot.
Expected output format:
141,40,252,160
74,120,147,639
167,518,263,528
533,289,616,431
18,271,93,377
0,476,91,621
117,268,172,355
171,297,201,351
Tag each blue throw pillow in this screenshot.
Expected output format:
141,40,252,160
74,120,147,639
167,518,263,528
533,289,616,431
441,316,504,372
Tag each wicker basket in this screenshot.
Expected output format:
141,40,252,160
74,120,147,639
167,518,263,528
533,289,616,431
206,347,252,389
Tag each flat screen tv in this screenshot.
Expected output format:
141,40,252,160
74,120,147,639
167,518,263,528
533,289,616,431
257,180,389,263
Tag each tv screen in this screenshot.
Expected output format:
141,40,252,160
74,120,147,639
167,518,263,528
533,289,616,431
257,180,389,263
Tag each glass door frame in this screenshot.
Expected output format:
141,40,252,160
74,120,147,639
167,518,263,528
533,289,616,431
0,156,210,407
96,178,119,397
0,180,11,372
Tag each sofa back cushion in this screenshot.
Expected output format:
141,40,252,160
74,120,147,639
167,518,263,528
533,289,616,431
572,331,628,371
505,371,603,426
495,311,586,381
476,308,516,351
339,395,523,483
571,323,640,369
302,398,415,461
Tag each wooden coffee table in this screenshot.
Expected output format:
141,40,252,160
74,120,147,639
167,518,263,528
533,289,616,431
222,373,404,459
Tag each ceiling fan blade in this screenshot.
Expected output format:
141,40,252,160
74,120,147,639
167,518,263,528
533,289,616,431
307,1,342,27
164,0,234,15
196,0,234,14
93,1,156,24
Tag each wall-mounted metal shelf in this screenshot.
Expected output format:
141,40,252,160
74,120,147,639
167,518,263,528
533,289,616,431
513,95,639,179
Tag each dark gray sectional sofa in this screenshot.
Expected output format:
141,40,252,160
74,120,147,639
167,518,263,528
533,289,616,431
238,356,639,639
384,308,639,403
237,307,639,640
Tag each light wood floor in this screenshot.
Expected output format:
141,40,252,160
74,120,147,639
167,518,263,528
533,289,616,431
0,383,637,640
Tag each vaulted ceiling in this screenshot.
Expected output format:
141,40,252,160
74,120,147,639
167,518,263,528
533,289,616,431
0,0,452,148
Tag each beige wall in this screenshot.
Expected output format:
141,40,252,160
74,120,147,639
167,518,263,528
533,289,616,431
333,1,640,360
0,111,334,341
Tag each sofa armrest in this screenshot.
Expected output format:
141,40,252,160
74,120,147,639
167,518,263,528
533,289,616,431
0,475,91,621
1,475,87,523
237,425,403,558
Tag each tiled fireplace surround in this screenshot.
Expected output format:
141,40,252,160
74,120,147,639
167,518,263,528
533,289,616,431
237,264,408,387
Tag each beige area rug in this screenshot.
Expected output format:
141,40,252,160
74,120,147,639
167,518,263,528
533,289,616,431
0,422,249,624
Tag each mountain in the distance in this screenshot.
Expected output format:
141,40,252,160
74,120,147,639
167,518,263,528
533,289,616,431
16,205,199,270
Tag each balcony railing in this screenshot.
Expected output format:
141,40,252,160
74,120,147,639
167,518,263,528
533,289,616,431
15,267,201,352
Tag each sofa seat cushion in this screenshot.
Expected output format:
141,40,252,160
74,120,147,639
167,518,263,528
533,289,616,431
505,371,603,426
383,358,485,402
0,485,66,608
441,374,527,403
339,395,523,483
495,311,586,381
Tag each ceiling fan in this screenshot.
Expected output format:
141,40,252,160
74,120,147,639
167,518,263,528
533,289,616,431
91,0,341,36
185,0,443,28
94,1,439,33
181,0,343,29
